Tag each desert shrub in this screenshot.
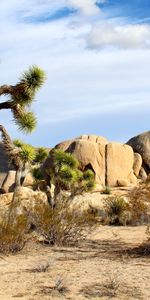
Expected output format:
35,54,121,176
102,179,150,226
139,226,150,256
28,196,96,246
104,197,130,225
0,213,29,254
128,181,150,225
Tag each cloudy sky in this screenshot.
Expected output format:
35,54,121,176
0,0,150,147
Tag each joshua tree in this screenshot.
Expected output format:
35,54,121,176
34,147,48,164
0,65,46,186
33,149,95,207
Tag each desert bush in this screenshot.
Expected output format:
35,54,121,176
102,179,150,226
104,197,129,225
0,195,96,253
0,213,29,254
128,180,150,225
139,226,150,256
29,196,96,246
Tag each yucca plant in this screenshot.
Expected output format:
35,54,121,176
34,147,48,163
0,65,46,187
47,149,95,205
104,197,129,225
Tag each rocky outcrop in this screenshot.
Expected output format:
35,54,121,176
127,131,150,175
43,135,138,188
67,139,106,186
106,143,137,187
1,170,34,194
133,153,142,177
0,187,49,226
1,171,16,193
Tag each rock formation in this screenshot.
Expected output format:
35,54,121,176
127,131,150,176
43,134,140,188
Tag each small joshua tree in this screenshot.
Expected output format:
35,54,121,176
13,139,36,185
33,149,95,207
0,65,46,187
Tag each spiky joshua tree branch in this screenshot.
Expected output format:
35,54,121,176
0,65,46,187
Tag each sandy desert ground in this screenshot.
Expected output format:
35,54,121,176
0,225,150,300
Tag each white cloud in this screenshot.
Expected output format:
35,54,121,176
87,23,150,49
67,0,102,15
0,0,150,146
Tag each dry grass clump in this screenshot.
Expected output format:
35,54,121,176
143,226,150,255
39,276,69,296
80,279,119,298
137,226,150,256
128,178,150,225
0,213,28,254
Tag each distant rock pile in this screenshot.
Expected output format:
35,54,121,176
0,132,150,191
43,134,145,188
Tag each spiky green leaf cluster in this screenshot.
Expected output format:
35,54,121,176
9,65,46,133
35,147,48,163
83,169,95,181
19,144,36,163
15,111,37,133
13,139,24,148
19,65,46,93
83,179,95,192
32,167,43,181
59,165,76,186
12,88,34,107
52,149,79,169
50,149,95,194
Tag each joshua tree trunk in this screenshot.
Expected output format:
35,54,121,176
15,167,22,187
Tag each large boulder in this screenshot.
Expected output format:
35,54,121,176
1,170,34,193
67,139,106,186
1,171,16,193
133,153,142,177
0,187,49,226
127,131,150,174
106,143,137,186
43,135,138,188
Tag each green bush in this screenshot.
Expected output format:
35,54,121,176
104,197,129,225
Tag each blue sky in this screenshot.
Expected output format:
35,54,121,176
0,0,150,147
